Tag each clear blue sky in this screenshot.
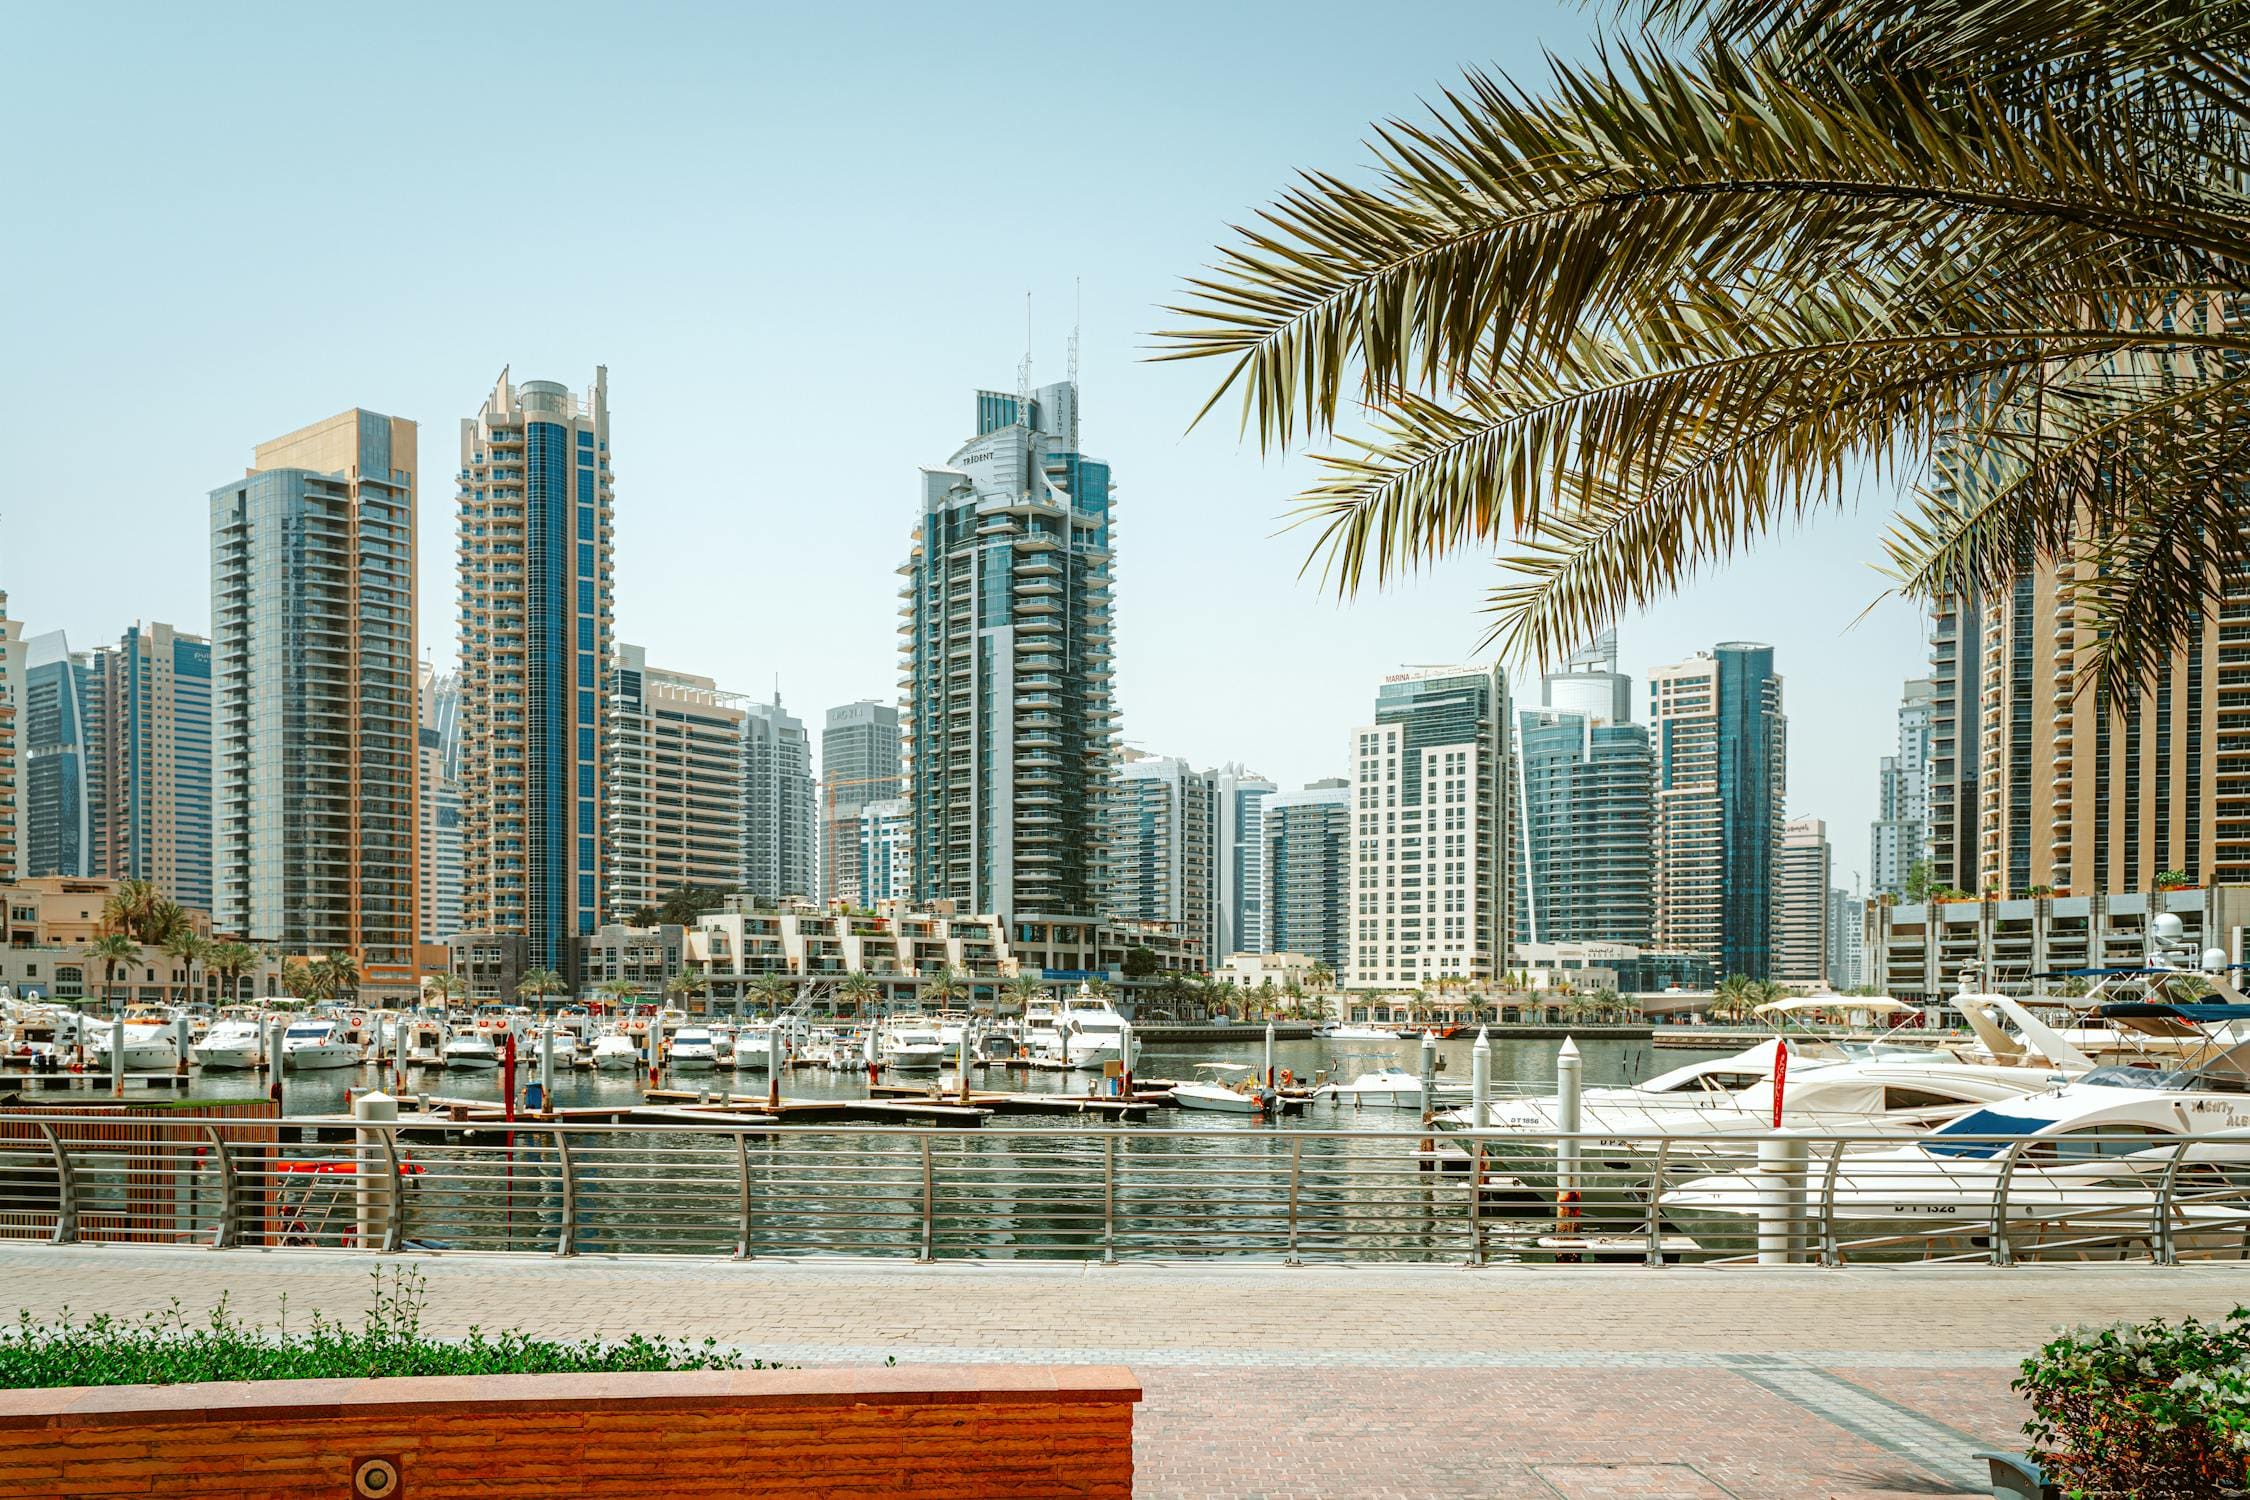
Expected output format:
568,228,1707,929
0,1,1927,890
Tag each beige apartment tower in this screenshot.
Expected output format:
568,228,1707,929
208,410,420,999
605,644,748,920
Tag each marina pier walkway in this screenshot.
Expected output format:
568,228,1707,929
3,1247,2245,1498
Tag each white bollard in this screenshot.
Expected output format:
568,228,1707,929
540,1024,556,1108
1418,1031,1438,1122
1264,1021,1277,1088
355,1090,399,1250
173,1013,192,1077
649,1013,665,1088
1555,1035,1582,1205
1471,1026,1492,1132
1756,1135,1811,1265
268,1018,287,1115
768,1018,784,1109
110,1017,126,1097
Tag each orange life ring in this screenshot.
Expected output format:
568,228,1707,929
1280,1069,1294,1087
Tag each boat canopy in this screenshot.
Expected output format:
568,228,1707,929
2094,1001,2250,1034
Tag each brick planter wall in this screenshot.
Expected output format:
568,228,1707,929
0,1364,1140,1498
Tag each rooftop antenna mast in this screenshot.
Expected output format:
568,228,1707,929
1016,292,1033,431
1067,277,1081,448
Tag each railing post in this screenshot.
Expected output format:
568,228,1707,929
375,1125,405,1255
37,1124,75,1246
1101,1134,1117,1265
919,1134,935,1263
1466,1138,1487,1267
1990,1140,2027,1267
733,1131,754,1261
1818,1140,1847,1267
1285,1135,1303,1267
354,1092,398,1252
1645,1137,1671,1268
202,1125,238,1250
554,1128,578,1258
2153,1139,2192,1267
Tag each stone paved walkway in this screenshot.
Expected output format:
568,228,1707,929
6,1246,2247,1497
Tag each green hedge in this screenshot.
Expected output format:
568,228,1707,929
0,1266,768,1387
2017,1308,2250,1498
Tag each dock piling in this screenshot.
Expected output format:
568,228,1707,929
109,1017,125,1098
1471,1026,1491,1131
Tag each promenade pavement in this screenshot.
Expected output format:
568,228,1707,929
5,1245,2245,1498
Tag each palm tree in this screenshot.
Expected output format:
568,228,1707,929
515,968,567,1010
1162,1,2250,704
922,966,968,1011
279,960,317,1005
837,973,883,1019
1306,961,1335,994
99,880,159,942
662,972,707,1012
998,975,1045,1017
747,973,795,1017
161,929,207,1008
1708,974,1757,1026
143,899,188,949
310,952,360,1005
81,932,139,1014
206,941,257,1005
424,972,466,1012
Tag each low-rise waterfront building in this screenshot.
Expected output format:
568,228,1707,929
1517,939,1714,995
446,931,529,1004
690,898,1015,1008
1870,885,2250,1001
1220,951,1317,991
574,922,689,995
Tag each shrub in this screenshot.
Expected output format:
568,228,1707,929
0,1264,771,1387
2016,1309,2250,1498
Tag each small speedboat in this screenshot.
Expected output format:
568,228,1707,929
882,1025,947,1071
1172,1063,1277,1115
1320,1067,1427,1106
88,1021,181,1072
192,1018,263,1070
1318,1023,1401,1041
733,1023,777,1068
442,1033,500,1070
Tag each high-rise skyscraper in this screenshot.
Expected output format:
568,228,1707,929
1211,764,1275,959
603,645,748,918
1263,779,1349,976
1348,665,1512,988
0,593,23,881
209,409,419,996
1826,885,1866,989
903,378,1116,931
92,623,212,913
1870,678,1936,897
1542,627,1634,725
1650,644,1786,978
1777,816,1831,983
1106,755,1216,964
417,664,463,946
1929,557,2250,896
22,632,94,880
742,699,816,902
457,368,613,975
859,798,911,905
820,701,901,907
1514,709,1654,948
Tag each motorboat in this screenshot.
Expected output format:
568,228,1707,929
279,1019,357,1072
1057,990,1138,1071
1321,1067,1434,1107
87,1021,181,1072
441,1032,500,1070
881,1023,948,1071
1173,1063,1281,1115
191,1018,264,1070
590,1031,640,1072
1318,1023,1402,1041
670,1027,720,1067
732,1022,777,1068
1660,1067,2250,1260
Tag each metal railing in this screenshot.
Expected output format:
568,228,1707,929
1,1113,2245,1267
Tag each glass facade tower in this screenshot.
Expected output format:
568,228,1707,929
1650,643,1786,978
903,379,1116,925
1513,710,1654,947
458,369,613,975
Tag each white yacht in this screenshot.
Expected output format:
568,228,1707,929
589,1031,639,1071
732,1022,778,1068
191,1018,264,1070
881,1023,948,1071
1318,1023,1401,1041
1057,991,1138,1071
669,1027,720,1067
1660,1066,2250,1258
1320,1066,1436,1107
441,1032,500,1070
279,1019,357,1072
87,1022,181,1073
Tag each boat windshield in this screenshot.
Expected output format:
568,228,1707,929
1924,1108,2050,1158
285,1024,329,1040
1075,1019,1122,1034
